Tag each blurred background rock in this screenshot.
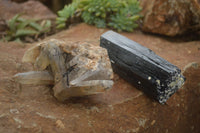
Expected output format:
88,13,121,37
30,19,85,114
11,0,72,13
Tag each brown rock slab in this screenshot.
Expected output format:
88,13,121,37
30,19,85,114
0,24,200,132
140,0,200,36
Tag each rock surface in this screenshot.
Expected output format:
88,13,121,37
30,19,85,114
0,23,200,132
0,0,56,21
11,0,66,12
140,0,200,36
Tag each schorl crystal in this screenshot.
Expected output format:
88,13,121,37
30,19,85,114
100,31,185,103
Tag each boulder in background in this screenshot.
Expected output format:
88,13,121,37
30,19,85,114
140,0,200,36
0,0,56,21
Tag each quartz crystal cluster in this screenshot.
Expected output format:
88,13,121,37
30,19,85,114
14,39,113,101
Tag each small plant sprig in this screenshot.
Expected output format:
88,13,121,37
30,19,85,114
56,0,141,32
56,0,80,29
2,14,51,42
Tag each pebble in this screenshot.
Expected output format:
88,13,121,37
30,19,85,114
90,106,100,113
56,120,65,129
151,120,156,125
10,109,19,114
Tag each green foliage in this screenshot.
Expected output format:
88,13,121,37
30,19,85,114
56,0,141,32
79,0,120,28
2,14,51,42
108,0,141,32
56,0,80,29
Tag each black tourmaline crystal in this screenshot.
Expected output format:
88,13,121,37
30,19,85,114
100,31,185,103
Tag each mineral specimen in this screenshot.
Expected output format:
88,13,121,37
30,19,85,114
100,31,185,103
14,39,113,102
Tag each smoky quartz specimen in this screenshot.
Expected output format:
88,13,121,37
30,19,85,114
14,39,113,102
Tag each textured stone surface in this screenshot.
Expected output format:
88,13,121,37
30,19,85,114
0,24,200,132
140,0,200,36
